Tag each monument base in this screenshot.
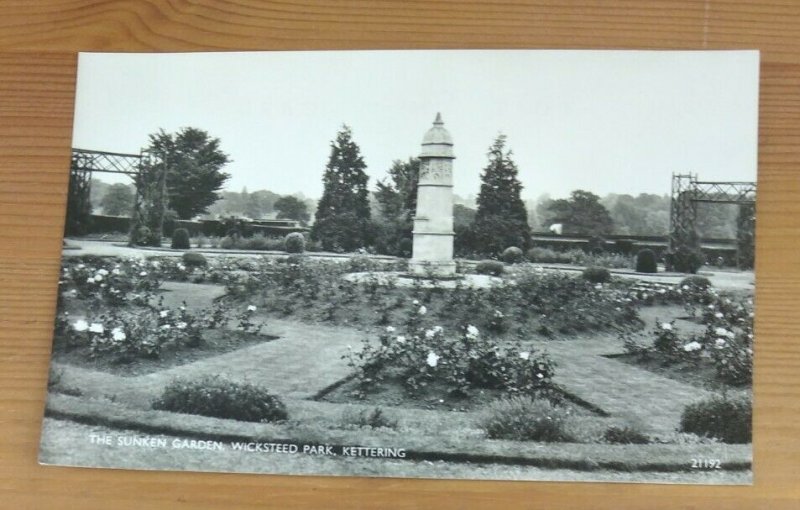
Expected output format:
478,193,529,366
407,259,457,278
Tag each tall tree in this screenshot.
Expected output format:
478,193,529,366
375,158,420,219
145,127,231,220
546,190,613,236
100,183,135,216
470,135,531,254
373,158,420,256
274,195,310,224
311,125,372,251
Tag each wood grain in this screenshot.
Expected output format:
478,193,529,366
1,1,799,508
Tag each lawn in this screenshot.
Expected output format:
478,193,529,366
42,252,754,481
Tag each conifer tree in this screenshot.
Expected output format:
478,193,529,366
470,135,531,254
312,125,372,251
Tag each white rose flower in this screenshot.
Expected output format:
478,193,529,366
426,352,439,367
73,319,89,332
139,271,148,277
88,323,104,334
385,326,396,333
714,312,724,319
160,324,171,330
86,277,95,284
714,327,735,339
682,341,702,352
715,338,726,348
111,327,126,341
97,268,109,276
396,335,406,344
176,322,188,330
418,305,427,315
112,268,121,275
247,305,257,312
466,325,479,337
424,329,436,339
159,310,169,318
519,351,530,360
661,322,672,331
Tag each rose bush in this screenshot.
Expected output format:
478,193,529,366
345,304,555,399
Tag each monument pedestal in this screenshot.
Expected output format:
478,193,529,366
409,113,456,278
409,226,456,277
408,259,457,277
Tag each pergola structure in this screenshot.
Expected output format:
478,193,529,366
67,148,166,244
669,173,757,267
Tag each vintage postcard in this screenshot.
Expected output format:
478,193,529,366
40,50,758,484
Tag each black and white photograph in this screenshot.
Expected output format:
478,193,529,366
40,50,758,484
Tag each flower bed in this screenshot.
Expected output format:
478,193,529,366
618,287,754,388
53,256,275,374
230,258,644,339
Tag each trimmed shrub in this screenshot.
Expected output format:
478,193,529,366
171,228,191,249
582,266,611,284
635,249,658,273
680,395,752,444
133,225,154,246
182,251,207,268
603,425,649,444
475,260,505,276
680,275,712,291
284,232,306,253
672,247,705,274
480,396,574,442
219,235,236,250
152,376,288,423
501,246,524,264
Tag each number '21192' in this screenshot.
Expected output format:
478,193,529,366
691,458,722,469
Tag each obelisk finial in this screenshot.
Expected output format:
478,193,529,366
434,112,443,125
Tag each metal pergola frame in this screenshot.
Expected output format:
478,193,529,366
67,148,166,245
669,173,756,267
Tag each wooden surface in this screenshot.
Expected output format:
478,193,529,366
1,1,798,509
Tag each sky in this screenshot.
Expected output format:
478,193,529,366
72,50,760,201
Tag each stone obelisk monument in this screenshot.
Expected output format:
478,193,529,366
409,113,456,277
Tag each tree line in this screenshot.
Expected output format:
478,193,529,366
309,125,740,256
90,125,740,254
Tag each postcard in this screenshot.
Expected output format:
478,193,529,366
40,49,758,484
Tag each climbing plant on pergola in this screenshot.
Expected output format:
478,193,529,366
67,148,167,246
669,173,757,269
